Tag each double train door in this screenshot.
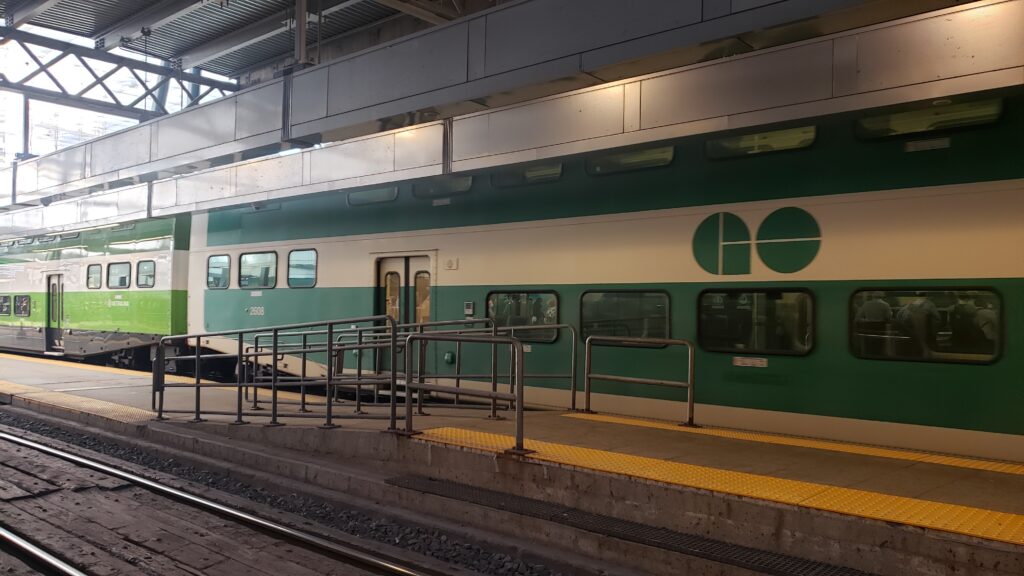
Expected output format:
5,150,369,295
376,256,431,326
46,274,65,353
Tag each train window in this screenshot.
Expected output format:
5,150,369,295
856,99,1002,139
239,252,277,289
586,146,674,176
207,255,230,289
487,291,559,342
348,187,398,207
705,126,816,159
699,290,813,355
581,291,669,340
288,250,317,288
137,260,155,288
850,289,1000,364
414,271,431,324
412,175,473,199
491,163,563,188
86,264,102,289
0,296,10,315
107,262,131,289
13,295,30,317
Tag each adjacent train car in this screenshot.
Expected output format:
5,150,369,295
0,216,189,366
186,91,1024,457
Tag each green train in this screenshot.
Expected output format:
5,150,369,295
2,92,1022,459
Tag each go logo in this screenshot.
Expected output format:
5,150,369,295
693,207,820,275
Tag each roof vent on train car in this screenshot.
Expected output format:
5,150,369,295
855,98,1003,139
705,126,816,159
586,146,675,176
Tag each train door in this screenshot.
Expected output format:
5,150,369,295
45,274,65,354
376,256,431,325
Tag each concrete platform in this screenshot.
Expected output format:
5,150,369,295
1,352,1023,576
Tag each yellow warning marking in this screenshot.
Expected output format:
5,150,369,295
0,380,153,423
0,352,200,384
418,427,1024,546
564,412,1024,475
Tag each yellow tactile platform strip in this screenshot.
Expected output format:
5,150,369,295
564,413,1024,476
0,380,155,424
418,427,1024,546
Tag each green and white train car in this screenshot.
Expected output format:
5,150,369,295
181,93,1023,459
0,217,189,364
2,91,1022,459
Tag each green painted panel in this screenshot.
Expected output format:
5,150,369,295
721,244,751,275
756,207,820,240
208,94,1024,246
63,290,183,334
0,292,45,328
0,216,190,261
758,240,821,273
200,277,1024,437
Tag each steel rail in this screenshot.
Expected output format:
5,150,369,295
0,524,86,576
0,431,429,576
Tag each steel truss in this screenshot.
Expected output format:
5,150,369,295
0,26,237,121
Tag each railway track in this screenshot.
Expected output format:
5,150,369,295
0,430,440,576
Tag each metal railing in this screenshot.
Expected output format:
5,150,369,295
152,315,399,427
584,335,697,427
400,332,532,454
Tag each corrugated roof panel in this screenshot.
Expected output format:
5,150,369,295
29,0,163,37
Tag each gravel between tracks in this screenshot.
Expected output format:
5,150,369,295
0,410,563,576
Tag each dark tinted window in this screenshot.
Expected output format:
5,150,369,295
705,126,816,159
700,290,813,355
491,163,563,187
0,296,10,315
348,187,398,206
86,264,102,289
13,295,30,317
851,289,1000,363
487,292,558,342
585,146,674,176
581,291,668,340
107,262,131,289
856,99,1002,138
412,176,473,199
207,255,230,289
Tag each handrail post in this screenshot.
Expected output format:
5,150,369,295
233,334,246,425
454,340,462,405
569,325,578,411
685,343,695,427
416,326,426,415
505,341,530,454
404,334,416,435
488,323,499,419
583,336,593,413
268,329,281,426
355,328,365,414
322,323,337,429
388,317,398,431
153,340,166,420
190,336,204,423
299,332,308,413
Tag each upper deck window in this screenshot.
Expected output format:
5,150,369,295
856,99,1002,139
137,260,156,288
492,163,563,188
86,264,102,289
412,176,473,199
348,187,398,206
287,250,317,288
207,255,230,289
706,126,816,159
586,146,674,176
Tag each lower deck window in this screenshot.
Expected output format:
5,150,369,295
14,295,30,317
700,290,813,355
487,291,559,341
137,260,155,288
207,255,230,289
288,250,317,288
86,264,102,289
107,262,131,289
581,291,669,340
239,252,277,289
0,295,9,315
851,289,1000,363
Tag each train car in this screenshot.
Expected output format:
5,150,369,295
0,216,189,366
183,90,1024,457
